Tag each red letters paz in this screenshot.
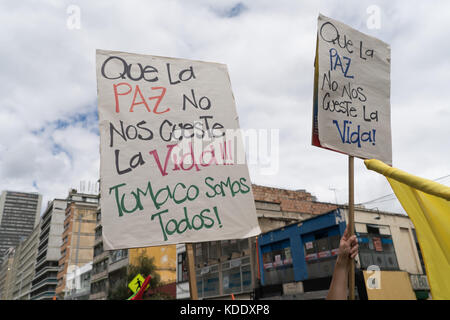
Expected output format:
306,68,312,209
113,83,169,114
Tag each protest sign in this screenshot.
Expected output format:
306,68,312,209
96,49,261,250
312,14,392,165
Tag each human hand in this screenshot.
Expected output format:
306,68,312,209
336,226,359,268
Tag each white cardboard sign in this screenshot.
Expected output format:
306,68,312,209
96,49,261,250
312,14,392,165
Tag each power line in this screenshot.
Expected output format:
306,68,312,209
358,173,450,205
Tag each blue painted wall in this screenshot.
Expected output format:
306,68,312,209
257,209,346,285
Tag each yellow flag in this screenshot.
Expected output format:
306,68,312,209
364,159,450,299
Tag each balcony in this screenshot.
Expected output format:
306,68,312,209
90,290,107,300
33,265,58,281
31,277,57,292
39,222,52,239
93,251,108,264
91,269,108,283
35,255,48,270
108,256,128,273
31,290,56,300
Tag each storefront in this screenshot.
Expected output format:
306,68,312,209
257,209,346,285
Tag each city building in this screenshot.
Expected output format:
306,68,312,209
90,206,109,300
256,209,348,299
340,205,430,299
256,206,429,300
30,190,98,300
0,191,42,264
339,205,425,274
12,224,41,300
55,191,98,298
30,199,69,300
0,247,17,300
64,262,93,300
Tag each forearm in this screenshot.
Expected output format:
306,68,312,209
326,256,349,300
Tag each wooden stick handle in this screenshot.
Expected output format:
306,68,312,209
348,156,355,300
186,243,198,300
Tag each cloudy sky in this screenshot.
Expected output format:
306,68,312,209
1,0,449,215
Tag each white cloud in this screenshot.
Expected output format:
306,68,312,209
0,0,449,216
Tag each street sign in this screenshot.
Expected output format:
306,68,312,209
128,273,148,293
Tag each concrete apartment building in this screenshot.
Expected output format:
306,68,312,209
90,207,109,299
12,225,41,300
0,191,42,264
30,198,68,300
0,248,17,299
55,191,98,299
30,190,98,300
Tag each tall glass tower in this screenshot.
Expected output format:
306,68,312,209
0,191,42,264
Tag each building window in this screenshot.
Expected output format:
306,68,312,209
95,227,102,240
201,265,220,298
94,243,103,257
177,252,188,282
221,239,249,260
240,239,249,252
300,228,341,280
110,249,128,263
91,279,107,294
194,242,214,266
367,225,380,235
223,266,240,295
412,229,426,274
357,225,399,271
221,257,251,295
209,242,219,260
196,269,203,299
92,260,108,275
262,239,295,285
